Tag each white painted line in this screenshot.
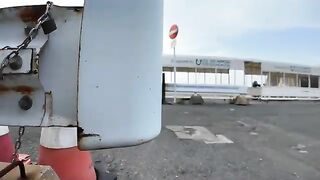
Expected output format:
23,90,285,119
204,134,233,144
250,132,259,136
166,125,233,144
298,150,308,154
236,121,250,127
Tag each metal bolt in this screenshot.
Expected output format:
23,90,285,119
9,55,23,70
18,95,33,111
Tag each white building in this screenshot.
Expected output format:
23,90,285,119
163,55,320,100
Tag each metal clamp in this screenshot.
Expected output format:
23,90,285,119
0,161,27,179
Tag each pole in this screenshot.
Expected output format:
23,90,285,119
260,64,263,86
162,73,166,104
228,70,230,85
215,68,217,84
269,72,271,86
173,46,177,103
234,70,236,85
195,68,198,85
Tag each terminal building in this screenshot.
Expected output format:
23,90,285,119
163,55,320,100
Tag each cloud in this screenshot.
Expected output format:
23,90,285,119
163,0,320,55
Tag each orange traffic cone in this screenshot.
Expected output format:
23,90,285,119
38,127,96,180
0,126,14,162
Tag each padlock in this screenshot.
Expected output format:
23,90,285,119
9,54,23,70
41,14,57,35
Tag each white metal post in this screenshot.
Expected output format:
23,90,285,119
187,71,189,84
268,72,271,86
233,70,236,85
195,68,198,85
228,70,230,85
260,69,263,86
308,75,311,88
215,68,217,84
173,46,177,103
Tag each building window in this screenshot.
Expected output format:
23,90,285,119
310,75,319,88
284,73,297,87
298,75,309,88
270,72,284,86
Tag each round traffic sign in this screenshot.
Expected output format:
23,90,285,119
169,24,179,39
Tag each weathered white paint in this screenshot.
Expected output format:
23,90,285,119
166,126,233,144
40,127,77,149
0,126,9,136
0,50,33,74
0,6,82,127
1,0,163,150
204,135,234,144
77,0,163,149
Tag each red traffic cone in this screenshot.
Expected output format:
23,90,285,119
0,126,14,162
38,127,96,180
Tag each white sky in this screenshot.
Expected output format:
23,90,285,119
164,0,320,65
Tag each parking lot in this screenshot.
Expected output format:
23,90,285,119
12,101,320,180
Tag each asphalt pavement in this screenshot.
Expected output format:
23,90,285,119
9,101,320,180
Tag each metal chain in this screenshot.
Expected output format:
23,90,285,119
0,1,53,79
12,127,25,162
1,46,12,50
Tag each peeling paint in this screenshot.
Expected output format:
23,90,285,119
79,133,101,138
0,85,35,95
77,127,101,139
19,6,46,22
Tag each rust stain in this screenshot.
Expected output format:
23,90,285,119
19,6,46,22
12,86,34,95
0,85,10,93
0,85,35,95
73,8,83,14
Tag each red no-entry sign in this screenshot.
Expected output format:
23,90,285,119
169,24,179,39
